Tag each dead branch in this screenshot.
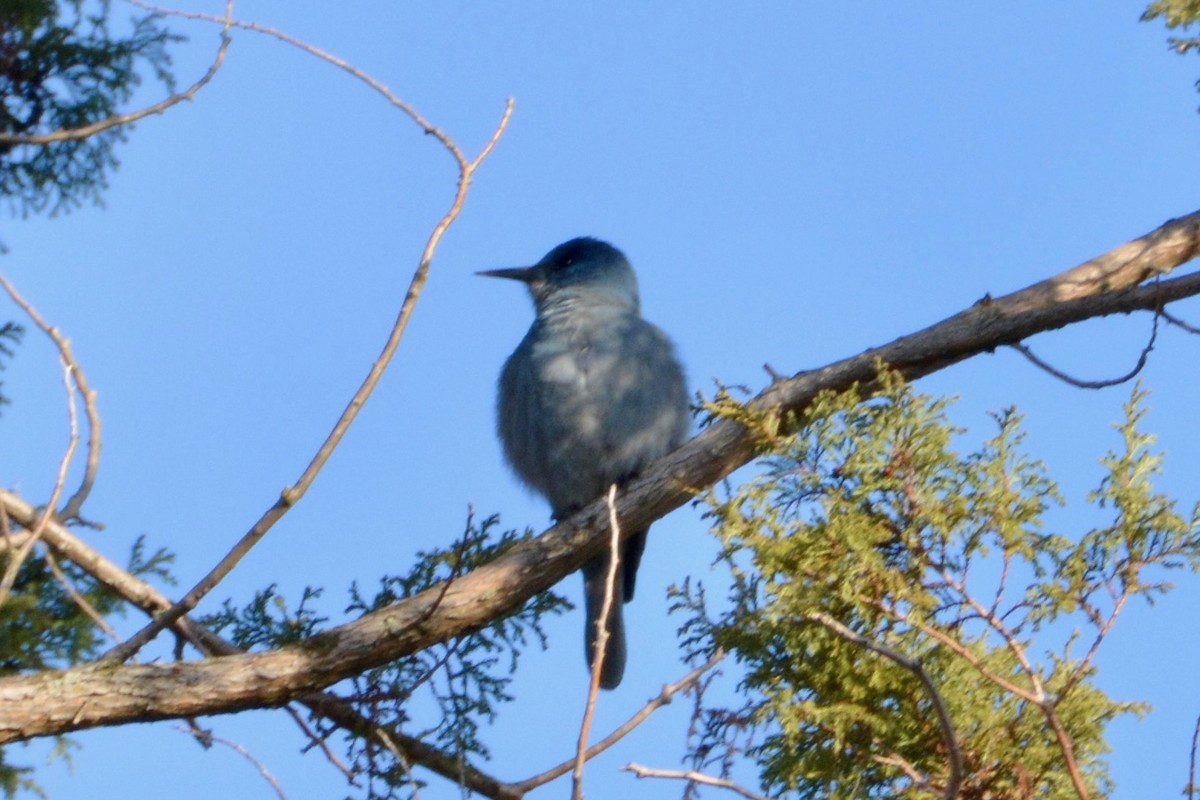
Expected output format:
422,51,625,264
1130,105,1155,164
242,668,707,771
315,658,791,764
1163,307,1200,334
572,485,622,800
176,723,288,800
514,650,725,794
43,550,121,644
0,490,518,797
622,764,769,800
126,0,461,158
1,210,1199,744
0,0,234,146
1007,308,1159,388
0,273,102,523
0,360,78,606
102,71,514,665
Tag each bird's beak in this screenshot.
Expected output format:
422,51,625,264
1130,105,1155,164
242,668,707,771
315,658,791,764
476,266,540,283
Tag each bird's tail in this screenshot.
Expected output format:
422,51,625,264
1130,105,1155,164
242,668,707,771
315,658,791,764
582,551,629,690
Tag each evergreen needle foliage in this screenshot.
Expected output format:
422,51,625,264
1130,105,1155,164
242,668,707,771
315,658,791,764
675,374,1200,799
0,323,21,412
0,534,175,797
0,0,180,219
1143,0,1200,82
203,513,570,800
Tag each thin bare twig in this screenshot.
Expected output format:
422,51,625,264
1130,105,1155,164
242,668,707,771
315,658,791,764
129,5,418,114
1007,308,1160,389
572,484,622,800
0,528,32,554
123,0,501,171
622,764,769,800
1162,307,1200,334
1057,591,1131,702
43,550,121,643
0,272,103,524
987,546,1013,627
872,751,929,787
937,568,1047,701
102,32,515,663
287,706,358,785
0,360,79,606
1043,711,1091,800
1189,714,1200,800
0,0,234,146
875,598,1038,703
176,723,288,800
805,612,962,800
932,569,1091,799
514,649,725,794
0,488,519,799
372,726,423,800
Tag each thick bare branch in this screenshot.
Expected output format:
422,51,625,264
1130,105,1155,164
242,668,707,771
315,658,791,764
0,490,517,796
2,210,1199,743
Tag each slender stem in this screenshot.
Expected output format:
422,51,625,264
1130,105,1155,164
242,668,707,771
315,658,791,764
515,650,724,793
805,612,962,800
0,0,234,145
572,484,622,800
101,73,513,664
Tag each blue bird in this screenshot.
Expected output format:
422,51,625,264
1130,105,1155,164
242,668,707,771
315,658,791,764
480,237,689,689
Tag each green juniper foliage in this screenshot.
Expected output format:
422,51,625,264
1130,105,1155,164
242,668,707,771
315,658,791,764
1,533,173,674
1144,0,1200,50
0,753,39,800
0,322,21,412
203,583,329,651
0,0,180,219
203,513,569,800
0,535,174,797
675,374,1200,799
1143,0,1200,93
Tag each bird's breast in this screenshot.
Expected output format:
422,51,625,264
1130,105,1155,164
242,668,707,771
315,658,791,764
496,312,687,515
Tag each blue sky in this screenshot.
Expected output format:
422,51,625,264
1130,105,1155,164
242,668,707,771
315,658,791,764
4,2,1200,797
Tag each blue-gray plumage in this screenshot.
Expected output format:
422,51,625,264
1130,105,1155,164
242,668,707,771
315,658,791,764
480,237,689,689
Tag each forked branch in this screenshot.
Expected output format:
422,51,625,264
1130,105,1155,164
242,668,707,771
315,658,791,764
2,209,1198,742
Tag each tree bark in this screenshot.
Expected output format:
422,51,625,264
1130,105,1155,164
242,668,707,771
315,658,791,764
1,210,1198,744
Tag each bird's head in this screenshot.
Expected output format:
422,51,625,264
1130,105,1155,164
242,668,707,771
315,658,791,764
479,237,641,315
